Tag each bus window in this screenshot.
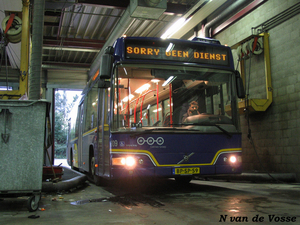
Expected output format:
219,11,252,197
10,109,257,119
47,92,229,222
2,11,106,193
205,83,231,118
162,99,171,126
149,103,162,126
69,103,80,140
112,64,233,130
75,106,80,137
139,109,149,126
84,85,98,132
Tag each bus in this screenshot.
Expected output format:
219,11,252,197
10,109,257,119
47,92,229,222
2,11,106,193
67,36,245,184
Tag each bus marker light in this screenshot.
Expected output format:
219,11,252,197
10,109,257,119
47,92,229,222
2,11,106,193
138,158,144,165
112,158,125,166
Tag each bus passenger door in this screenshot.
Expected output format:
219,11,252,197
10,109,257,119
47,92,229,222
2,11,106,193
96,88,110,177
77,102,84,170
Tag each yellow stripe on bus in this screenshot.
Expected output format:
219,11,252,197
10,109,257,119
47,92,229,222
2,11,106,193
70,124,109,143
111,148,242,167
83,127,97,137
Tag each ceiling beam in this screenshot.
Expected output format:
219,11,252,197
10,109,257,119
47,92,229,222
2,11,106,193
43,37,105,49
77,0,188,15
42,61,91,68
77,0,128,8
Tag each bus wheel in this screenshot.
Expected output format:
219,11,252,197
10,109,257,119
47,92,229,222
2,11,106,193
175,176,192,185
90,156,95,176
70,150,74,169
90,156,103,186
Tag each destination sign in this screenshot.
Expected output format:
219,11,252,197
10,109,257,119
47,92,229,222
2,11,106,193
124,39,230,66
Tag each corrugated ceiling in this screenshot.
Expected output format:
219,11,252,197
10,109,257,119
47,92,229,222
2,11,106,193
42,0,200,68
1,0,258,89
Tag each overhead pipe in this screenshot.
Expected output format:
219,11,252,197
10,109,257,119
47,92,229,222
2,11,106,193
252,2,300,34
169,0,226,39
29,0,45,100
89,7,135,78
203,0,249,37
42,64,89,71
211,0,267,37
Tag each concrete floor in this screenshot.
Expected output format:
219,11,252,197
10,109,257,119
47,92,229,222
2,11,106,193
1,176,300,225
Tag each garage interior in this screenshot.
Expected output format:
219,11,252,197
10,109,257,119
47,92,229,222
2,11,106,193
0,0,300,215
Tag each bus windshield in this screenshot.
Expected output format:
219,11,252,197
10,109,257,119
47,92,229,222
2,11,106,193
112,63,235,131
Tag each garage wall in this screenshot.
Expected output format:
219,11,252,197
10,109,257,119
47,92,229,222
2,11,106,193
214,0,300,180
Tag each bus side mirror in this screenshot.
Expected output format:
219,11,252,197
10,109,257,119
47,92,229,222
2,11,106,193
235,71,245,99
99,47,114,79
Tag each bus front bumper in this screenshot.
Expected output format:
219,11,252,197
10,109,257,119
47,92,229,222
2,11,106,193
110,165,242,179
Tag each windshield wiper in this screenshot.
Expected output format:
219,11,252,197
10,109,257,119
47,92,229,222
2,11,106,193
180,123,232,138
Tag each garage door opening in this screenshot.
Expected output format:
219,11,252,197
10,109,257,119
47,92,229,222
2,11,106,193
54,89,81,167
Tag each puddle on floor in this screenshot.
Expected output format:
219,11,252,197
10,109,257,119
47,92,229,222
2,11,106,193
70,193,164,208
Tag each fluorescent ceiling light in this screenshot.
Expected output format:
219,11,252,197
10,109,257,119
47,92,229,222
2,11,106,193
161,17,191,39
43,46,99,52
170,0,226,39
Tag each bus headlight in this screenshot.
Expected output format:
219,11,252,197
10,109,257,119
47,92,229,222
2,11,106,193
229,156,237,163
125,156,136,167
112,156,136,168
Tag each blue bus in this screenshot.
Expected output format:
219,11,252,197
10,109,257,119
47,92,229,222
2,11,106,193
67,37,245,184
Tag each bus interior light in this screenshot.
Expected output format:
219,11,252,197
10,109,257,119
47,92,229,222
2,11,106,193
151,79,160,83
153,108,162,113
122,94,134,102
162,76,176,86
166,43,174,52
135,83,151,94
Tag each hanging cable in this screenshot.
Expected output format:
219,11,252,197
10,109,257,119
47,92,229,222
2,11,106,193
242,51,282,183
5,44,9,90
7,44,20,69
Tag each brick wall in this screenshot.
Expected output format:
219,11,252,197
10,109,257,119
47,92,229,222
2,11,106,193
214,0,300,180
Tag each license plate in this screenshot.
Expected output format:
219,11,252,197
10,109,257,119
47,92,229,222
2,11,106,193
174,167,200,175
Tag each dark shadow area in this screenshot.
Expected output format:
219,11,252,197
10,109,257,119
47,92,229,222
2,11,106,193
0,197,29,212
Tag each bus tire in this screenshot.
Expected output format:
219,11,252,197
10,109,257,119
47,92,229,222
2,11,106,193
90,155,95,176
70,149,74,169
89,154,104,186
94,174,104,186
